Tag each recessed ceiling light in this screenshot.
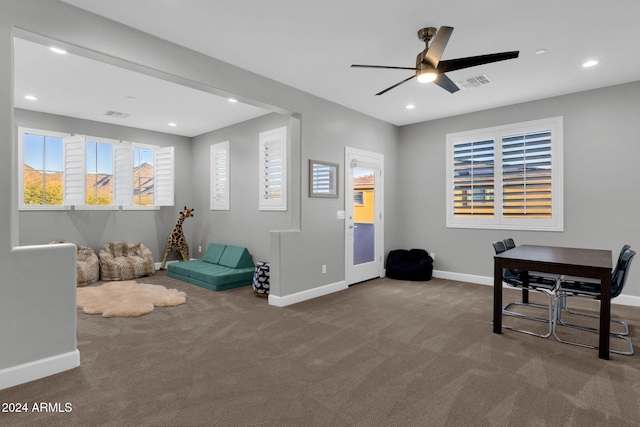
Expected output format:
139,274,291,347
228,98,238,103
583,60,599,68
24,95,38,101
405,104,415,110
535,49,547,55
125,96,138,102
168,122,177,127
50,47,67,54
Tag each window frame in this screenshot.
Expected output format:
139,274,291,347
353,191,365,206
131,143,157,208
122,142,174,211
74,135,119,211
446,116,563,231
18,127,71,211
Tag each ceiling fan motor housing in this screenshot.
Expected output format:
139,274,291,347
417,27,437,43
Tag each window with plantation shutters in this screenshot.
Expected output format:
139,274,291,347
446,117,563,231
258,127,287,211
19,127,175,210
210,141,230,210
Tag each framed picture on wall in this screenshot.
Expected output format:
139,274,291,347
309,159,339,198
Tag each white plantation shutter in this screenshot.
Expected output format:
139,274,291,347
259,127,287,211
452,138,495,217
113,142,133,207
502,130,552,218
154,146,174,206
63,135,86,206
210,141,230,210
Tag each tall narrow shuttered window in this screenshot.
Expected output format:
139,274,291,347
446,117,563,231
258,127,287,211
210,141,230,210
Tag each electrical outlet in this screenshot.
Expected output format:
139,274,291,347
198,245,202,253
429,252,435,261
322,265,327,274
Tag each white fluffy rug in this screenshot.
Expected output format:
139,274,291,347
77,280,187,317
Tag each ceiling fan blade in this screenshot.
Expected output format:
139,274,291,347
434,73,460,94
351,64,417,71
375,75,415,96
424,26,453,68
437,51,520,73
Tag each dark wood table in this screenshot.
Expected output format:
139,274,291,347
493,244,613,359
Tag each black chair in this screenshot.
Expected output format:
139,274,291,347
503,237,516,250
556,245,630,335
503,237,560,285
553,246,635,355
493,240,558,338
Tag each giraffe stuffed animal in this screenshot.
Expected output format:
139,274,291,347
160,206,194,270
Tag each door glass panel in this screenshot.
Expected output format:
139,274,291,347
353,167,375,265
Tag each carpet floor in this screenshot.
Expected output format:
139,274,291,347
2,271,640,426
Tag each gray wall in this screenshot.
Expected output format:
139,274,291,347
15,109,193,261
277,102,400,295
398,81,640,295
190,113,292,262
0,2,78,377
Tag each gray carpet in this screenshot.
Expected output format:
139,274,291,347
2,271,640,426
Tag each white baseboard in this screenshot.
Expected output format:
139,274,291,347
269,280,347,307
432,269,493,286
432,269,640,308
0,349,80,391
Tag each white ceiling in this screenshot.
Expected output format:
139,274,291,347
18,0,640,135
14,38,270,137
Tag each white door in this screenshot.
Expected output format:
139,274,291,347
345,147,384,285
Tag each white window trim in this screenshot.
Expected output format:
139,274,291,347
71,134,121,210
446,116,563,231
18,127,71,211
122,142,174,210
210,141,230,210
258,127,287,211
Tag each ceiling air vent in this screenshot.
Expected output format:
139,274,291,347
455,74,493,91
104,110,130,119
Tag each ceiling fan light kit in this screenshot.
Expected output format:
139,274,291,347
416,71,437,83
351,25,519,95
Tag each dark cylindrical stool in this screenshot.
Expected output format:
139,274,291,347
252,261,270,297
